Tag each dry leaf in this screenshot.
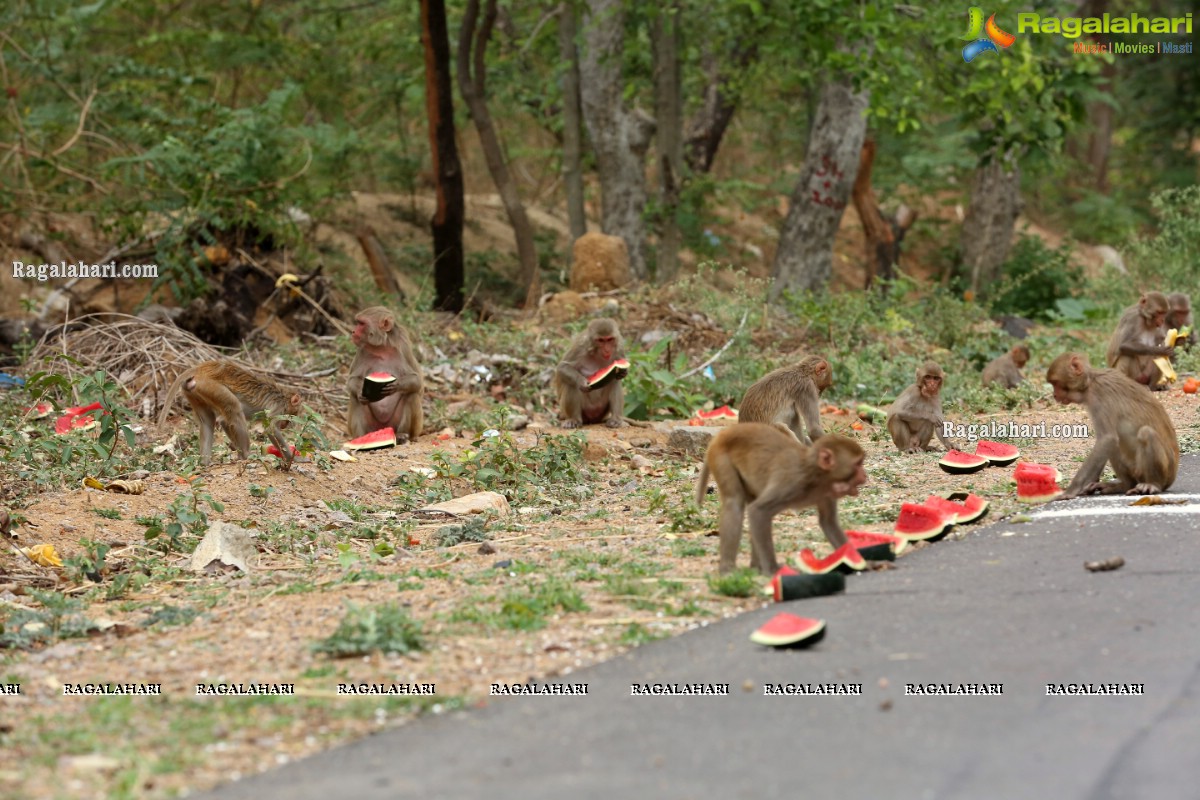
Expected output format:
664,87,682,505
106,479,144,494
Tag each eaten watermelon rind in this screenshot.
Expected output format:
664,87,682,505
937,449,989,475
796,544,867,575
942,492,990,524
343,427,398,451
773,572,846,602
974,439,1020,467
586,359,630,390
846,530,907,557
749,614,827,648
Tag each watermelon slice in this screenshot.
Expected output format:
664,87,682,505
773,572,846,602
894,503,952,542
846,530,905,559
362,371,397,402
266,444,299,460
694,405,739,420
1014,461,1062,503
586,359,630,390
942,492,990,523
749,613,827,648
937,449,989,475
54,401,104,435
343,427,398,451
796,544,867,575
974,440,1019,467
25,402,53,420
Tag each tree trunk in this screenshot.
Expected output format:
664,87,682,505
1087,59,1116,193
684,41,757,174
458,0,541,309
653,3,683,284
851,138,896,289
580,0,654,281
960,146,1022,296
420,0,465,313
769,75,869,300
557,1,587,243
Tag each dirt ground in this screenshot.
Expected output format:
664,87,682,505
2,383,1198,798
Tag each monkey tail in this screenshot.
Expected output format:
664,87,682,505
157,366,199,429
694,462,711,507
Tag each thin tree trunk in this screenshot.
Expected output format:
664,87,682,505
960,145,1022,296
558,1,587,242
421,0,465,313
769,75,869,300
684,41,757,174
653,3,683,284
852,138,895,289
580,0,655,281
458,0,541,309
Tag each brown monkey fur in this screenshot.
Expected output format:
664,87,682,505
1105,292,1172,387
695,425,867,576
554,318,626,428
1046,352,1178,499
739,355,832,444
158,361,302,468
1167,292,1192,352
346,307,424,443
981,344,1030,389
887,361,959,453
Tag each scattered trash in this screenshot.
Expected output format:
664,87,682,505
1084,557,1125,573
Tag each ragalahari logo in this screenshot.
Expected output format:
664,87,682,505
962,7,1016,62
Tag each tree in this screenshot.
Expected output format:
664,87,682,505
420,0,465,313
579,0,654,280
652,3,683,284
557,1,588,243
458,0,541,308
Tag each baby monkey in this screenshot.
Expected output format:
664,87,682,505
159,360,302,468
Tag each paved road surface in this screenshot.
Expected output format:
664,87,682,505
201,455,1200,800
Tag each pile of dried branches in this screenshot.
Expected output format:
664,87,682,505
24,314,342,420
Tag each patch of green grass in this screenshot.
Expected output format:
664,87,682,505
619,623,668,646
143,605,200,628
312,602,424,658
670,539,710,558
707,569,759,598
92,507,122,520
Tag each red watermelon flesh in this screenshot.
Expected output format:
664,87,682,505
695,405,739,420
847,530,908,556
1014,462,1062,503
25,402,53,420
267,444,300,459
938,449,989,474
343,427,398,451
796,544,866,575
586,359,630,389
923,495,966,523
894,503,951,541
54,401,104,435
770,566,800,601
975,439,1020,466
942,492,990,523
749,613,827,647
367,372,395,380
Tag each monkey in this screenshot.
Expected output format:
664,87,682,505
1105,292,1173,387
981,344,1030,389
1167,292,1192,352
346,307,424,443
158,361,302,468
695,425,867,576
738,355,832,444
1046,353,1178,499
886,361,960,453
554,318,626,428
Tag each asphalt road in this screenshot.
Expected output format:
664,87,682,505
201,455,1200,800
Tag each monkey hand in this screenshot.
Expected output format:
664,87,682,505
604,417,625,428
374,381,400,397
561,419,582,429
1126,482,1164,495
577,379,592,393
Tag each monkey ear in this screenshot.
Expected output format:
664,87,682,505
817,447,835,471
1068,355,1084,375
380,317,393,333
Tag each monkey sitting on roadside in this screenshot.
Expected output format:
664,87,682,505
1046,352,1178,499
554,318,626,428
159,360,302,468
739,355,832,445
981,344,1030,389
346,307,424,443
695,425,867,576
1106,292,1173,388
887,361,960,453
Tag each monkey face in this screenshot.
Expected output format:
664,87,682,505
595,335,616,362
920,376,942,398
1150,310,1167,329
1049,381,1081,406
830,458,868,498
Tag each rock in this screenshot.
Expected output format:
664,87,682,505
506,414,529,431
668,426,714,457
570,232,632,292
541,290,588,324
1095,245,1126,274
583,442,608,462
190,521,258,574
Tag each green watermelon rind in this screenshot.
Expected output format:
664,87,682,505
974,439,1020,467
749,614,827,648
937,449,989,475
773,572,846,602
942,492,990,524
846,530,908,557
343,427,398,451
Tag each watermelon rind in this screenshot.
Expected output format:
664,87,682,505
937,449,989,475
796,544,866,575
749,614,827,648
894,503,951,542
774,572,846,602
586,359,630,390
362,372,397,402
343,427,398,451
974,439,1020,467
846,530,907,557
942,492,990,523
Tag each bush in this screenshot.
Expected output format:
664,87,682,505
987,235,1082,321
